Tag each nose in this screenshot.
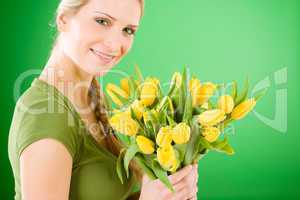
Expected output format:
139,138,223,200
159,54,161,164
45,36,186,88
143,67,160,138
102,30,122,54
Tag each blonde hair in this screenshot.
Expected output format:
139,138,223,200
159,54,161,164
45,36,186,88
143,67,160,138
53,0,145,188
56,0,144,18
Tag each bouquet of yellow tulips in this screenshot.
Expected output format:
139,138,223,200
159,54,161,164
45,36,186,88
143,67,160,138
105,66,266,191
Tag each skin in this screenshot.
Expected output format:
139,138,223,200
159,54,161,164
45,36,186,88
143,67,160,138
20,0,199,199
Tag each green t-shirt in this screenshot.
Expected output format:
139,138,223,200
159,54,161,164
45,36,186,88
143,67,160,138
8,78,137,200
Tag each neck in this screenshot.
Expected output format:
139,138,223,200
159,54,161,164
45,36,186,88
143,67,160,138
40,42,93,108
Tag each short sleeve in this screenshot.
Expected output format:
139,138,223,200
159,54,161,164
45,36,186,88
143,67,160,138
15,99,81,161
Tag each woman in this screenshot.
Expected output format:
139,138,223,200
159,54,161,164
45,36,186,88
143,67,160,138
8,0,199,199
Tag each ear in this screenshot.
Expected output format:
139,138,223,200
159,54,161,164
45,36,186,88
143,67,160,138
56,13,71,32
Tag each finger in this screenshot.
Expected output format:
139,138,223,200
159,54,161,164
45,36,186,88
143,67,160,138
169,186,196,200
186,187,198,199
165,187,187,200
173,179,187,192
182,167,198,187
193,165,199,185
168,165,193,185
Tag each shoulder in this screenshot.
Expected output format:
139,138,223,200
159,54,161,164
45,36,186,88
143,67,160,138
9,81,82,161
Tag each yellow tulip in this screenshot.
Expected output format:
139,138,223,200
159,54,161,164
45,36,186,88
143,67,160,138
171,72,182,88
218,95,235,114
140,78,160,106
157,145,179,172
198,109,226,126
156,126,173,147
191,82,216,107
231,98,256,120
172,122,191,144
106,83,129,107
109,112,139,136
143,109,158,123
169,157,180,173
120,78,130,96
129,100,144,120
202,127,221,142
136,135,155,154
189,78,201,92
106,90,123,107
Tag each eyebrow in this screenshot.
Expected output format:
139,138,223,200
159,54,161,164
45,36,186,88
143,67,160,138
94,11,139,28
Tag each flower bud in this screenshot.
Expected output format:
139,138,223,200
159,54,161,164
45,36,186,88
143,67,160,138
157,145,179,172
198,109,226,126
109,112,139,136
202,127,221,142
140,78,160,106
172,122,191,144
191,82,216,107
156,126,173,147
136,135,155,154
218,95,234,114
231,98,256,120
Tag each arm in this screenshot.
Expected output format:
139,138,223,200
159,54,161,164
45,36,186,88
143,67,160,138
20,138,73,200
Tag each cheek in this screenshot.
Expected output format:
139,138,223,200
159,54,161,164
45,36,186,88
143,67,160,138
120,38,134,57
63,21,101,64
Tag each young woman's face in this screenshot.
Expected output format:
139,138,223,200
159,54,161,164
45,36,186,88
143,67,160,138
59,0,141,76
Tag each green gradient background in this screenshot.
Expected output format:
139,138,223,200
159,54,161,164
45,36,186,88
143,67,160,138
1,0,300,199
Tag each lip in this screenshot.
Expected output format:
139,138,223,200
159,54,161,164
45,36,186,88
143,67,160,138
90,48,116,64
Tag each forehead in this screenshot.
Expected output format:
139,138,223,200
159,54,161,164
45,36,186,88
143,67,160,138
82,0,141,25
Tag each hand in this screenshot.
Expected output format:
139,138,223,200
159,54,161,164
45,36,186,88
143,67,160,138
139,164,199,200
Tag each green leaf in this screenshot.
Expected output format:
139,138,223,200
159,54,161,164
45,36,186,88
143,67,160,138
231,81,238,101
184,119,199,165
124,143,139,178
211,136,235,155
145,121,155,139
133,154,156,180
190,133,213,163
166,97,175,119
166,115,176,127
193,106,207,115
173,143,187,162
157,85,164,101
182,91,193,123
178,67,188,118
128,76,138,100
108,88,130,107
222,143,235,155
130,108,145,132
167,78,177,97
115,132,131,147
157,96,174,115
254,88,268,101
198,136,213,150
134,63,144,83
152,160,175,192
192,152,207,163
235,77,249,105
116,148,127,184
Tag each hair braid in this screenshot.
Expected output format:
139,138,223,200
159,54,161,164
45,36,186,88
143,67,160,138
89,77,121,155
89,78,143,184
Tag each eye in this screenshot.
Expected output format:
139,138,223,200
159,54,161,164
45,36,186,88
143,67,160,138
95,18,110,26
123,27,136,36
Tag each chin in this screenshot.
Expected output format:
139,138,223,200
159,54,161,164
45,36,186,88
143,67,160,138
88,64,115,77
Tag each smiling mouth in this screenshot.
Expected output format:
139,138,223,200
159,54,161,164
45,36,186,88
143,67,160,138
90,48,116,63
